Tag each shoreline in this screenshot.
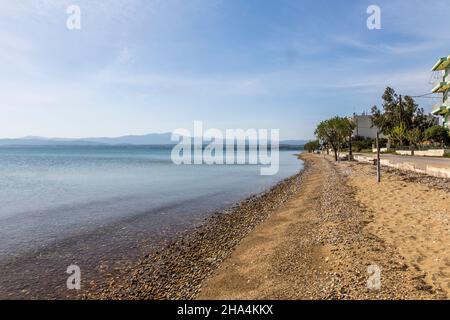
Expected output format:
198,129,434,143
89,154,449,299
87,158,309,299
3,153,447,299
0,153,303,299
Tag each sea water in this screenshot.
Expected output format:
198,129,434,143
0,145,303,259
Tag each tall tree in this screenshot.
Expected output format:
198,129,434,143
315,116,354,161
371,87,400,135
371,87,433,137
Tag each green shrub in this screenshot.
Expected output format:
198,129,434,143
424,126,450,147
304,140,320,153
351,136,374,152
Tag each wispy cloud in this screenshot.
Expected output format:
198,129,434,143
117,47,135,65
381,0,450,41
0,30,32,52
0,30,38,76
0,0,448,139
325,68,430,92
334,36,438,55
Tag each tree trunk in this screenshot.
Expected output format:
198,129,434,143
334,149,338,161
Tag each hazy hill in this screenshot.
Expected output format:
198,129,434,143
0,134,307,146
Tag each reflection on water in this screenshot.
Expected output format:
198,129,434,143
0,146,303,259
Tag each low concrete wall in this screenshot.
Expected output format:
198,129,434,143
395,150,412,156
395,149,450,157
413,149,449,157
372,148,388,153
353,155,450,178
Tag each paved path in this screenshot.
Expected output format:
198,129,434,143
356,153,450,169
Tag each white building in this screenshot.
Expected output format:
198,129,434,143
351,113,437,140
431,55,450,128
351,113,380,139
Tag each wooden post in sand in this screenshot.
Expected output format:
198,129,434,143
348,131,353,161
376,131,381,183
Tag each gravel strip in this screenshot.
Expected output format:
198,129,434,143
86,161,309,299
87,155,446,300
382,166,450,192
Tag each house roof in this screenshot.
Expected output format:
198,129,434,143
431,81,450,93
432,55,450,71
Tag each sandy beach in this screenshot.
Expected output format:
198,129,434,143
198,154,449,299
345,161,450,297
90,153,449,300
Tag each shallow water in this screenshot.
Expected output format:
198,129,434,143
0,146,303,260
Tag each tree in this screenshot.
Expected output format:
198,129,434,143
404,96,435,132
371,87,401,135
304,140,320,153
315,116,354,161
407,127,423,148
424,126,450,147
390,123,407,146
371,87,433,137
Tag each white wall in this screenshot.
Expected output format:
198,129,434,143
353,115,378,139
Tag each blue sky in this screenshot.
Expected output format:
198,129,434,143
0,0,449,139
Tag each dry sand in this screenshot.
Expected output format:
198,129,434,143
198,154,448,299
343,161,450,296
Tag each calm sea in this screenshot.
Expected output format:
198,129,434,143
0,146,303,260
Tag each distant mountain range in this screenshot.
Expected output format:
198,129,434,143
278,140,309,146
0,134,308,146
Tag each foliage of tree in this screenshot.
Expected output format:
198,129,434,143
304,140,320,153
389,123,407,146
424,126,450,147
371,87,434,141
315,116,355,161
351,136,374,152
406,128,423,148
